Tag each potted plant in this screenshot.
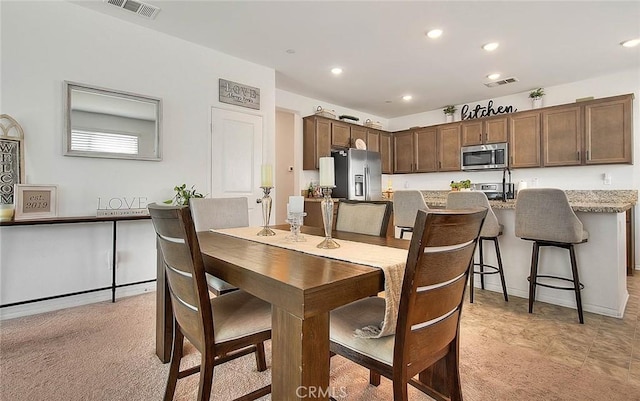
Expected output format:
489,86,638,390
164,184,204,206
443,105,457,122
529,88,545,109
450,180,471,191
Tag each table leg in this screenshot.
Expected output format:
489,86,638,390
155,243,172,363
272,306,330,400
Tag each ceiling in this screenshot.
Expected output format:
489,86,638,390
73,1,640,118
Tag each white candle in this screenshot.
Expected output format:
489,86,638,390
261,164,273,187
289,196,304,213
319,157,335,187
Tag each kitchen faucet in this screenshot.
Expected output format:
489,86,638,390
502,166,511,202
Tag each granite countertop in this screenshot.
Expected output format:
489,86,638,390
420,190,637,213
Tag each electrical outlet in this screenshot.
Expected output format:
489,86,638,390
532,177,539,187
603,173,612,185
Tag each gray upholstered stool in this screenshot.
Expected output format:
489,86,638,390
392,190,429,239
515,188,588,324
447,191,508,303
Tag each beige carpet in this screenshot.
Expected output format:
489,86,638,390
1,292,639,401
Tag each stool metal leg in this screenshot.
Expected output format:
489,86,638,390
469,258,475,303
528,242,540,314
493,237,508,302
479,238,485,289
569,244,584,324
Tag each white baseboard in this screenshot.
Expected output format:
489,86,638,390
0,282,156,321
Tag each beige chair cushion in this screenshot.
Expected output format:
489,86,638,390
446,191,501,238
330,297,395,365
393,190,429,228
211,290,271,343
190,197,249,232
336,202,388,236
515,188,588,244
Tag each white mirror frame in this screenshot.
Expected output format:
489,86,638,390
64,81,162,161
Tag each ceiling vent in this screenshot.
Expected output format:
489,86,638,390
484,77,519,88
104,0,160,19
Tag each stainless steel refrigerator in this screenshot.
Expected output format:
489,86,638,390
331,149,382,200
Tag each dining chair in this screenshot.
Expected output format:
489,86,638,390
329,208,487,401
190,197,249,296
515,188,589,323
392,190,429,239
335,200,393,237
148,203,272,401
446,191,508,303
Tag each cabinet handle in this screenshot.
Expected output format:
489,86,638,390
439,161,442,169
577,151,580,160
586,150,590,161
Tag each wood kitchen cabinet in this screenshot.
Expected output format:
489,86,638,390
461,116,508,146
584,94,632,165
542,104,582,167
438,123,462,171
509,111,541,168
393,125,460,173
379,132,393,174
365,128,379,152
303,116,332,170
331,120,351,148
350,125,367,148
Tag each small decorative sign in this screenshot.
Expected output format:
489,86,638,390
460,100,517,120
14,184,58,220
219,79,260,110
0,114,25,206
96,196,149,217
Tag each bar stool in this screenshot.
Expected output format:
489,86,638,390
446,191,508,303
392,190,429,239
515,188,588,324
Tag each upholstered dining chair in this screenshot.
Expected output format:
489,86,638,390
447,191,508,303
335,200,393,237
148,203,272,401
190,197,249,295
515,188,589,324
392,190,429,239
330,208,487,401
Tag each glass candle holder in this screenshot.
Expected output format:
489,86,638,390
316,187,339,249
257,186,276,236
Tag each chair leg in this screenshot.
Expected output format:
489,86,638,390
164,326,184,401
569,245,584,324
392,378,409,401
528,242,540,314
255,341,267,372
479,238,485,290
494,237,508,302
196,351,215,401
369,370,381,386
445,342,463,401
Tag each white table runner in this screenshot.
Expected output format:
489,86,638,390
211,226,408,337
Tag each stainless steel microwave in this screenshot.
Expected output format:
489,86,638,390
460,143,508,171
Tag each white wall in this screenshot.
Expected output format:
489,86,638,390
0,1,276,318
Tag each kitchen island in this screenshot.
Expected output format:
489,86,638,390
420,190,637,319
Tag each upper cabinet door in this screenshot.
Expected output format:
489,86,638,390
461,120,483,146
366,129,380,152
414,127,437,172
542,105,582,167
379,132,393,174
331,121,351,148
509,112,541,168
350,125,367,148
484,116,509,144
393,130,414,173
438,124,462,171
584,95,632,165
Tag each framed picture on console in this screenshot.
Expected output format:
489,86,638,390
14,184,58,220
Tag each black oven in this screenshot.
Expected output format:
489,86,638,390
461,143,508,171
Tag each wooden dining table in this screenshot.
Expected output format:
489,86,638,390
154,225,449,400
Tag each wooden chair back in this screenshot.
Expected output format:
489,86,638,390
148,203,213,352
335,200,393,237
394,208,486,379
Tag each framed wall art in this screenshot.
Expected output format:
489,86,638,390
14,184,58,220
0,114,25,207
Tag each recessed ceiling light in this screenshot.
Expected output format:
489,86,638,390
426,29,443,39
487,73,501,80
621,38,640,48
285,49,296,54
331,67,343,75
402,95,413,101
482,42,499,51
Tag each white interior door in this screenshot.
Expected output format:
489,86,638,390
211,107,264,226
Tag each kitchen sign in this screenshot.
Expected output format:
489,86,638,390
461,100,517,120
219,79,260,110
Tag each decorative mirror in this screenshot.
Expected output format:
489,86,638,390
64,81,162,161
